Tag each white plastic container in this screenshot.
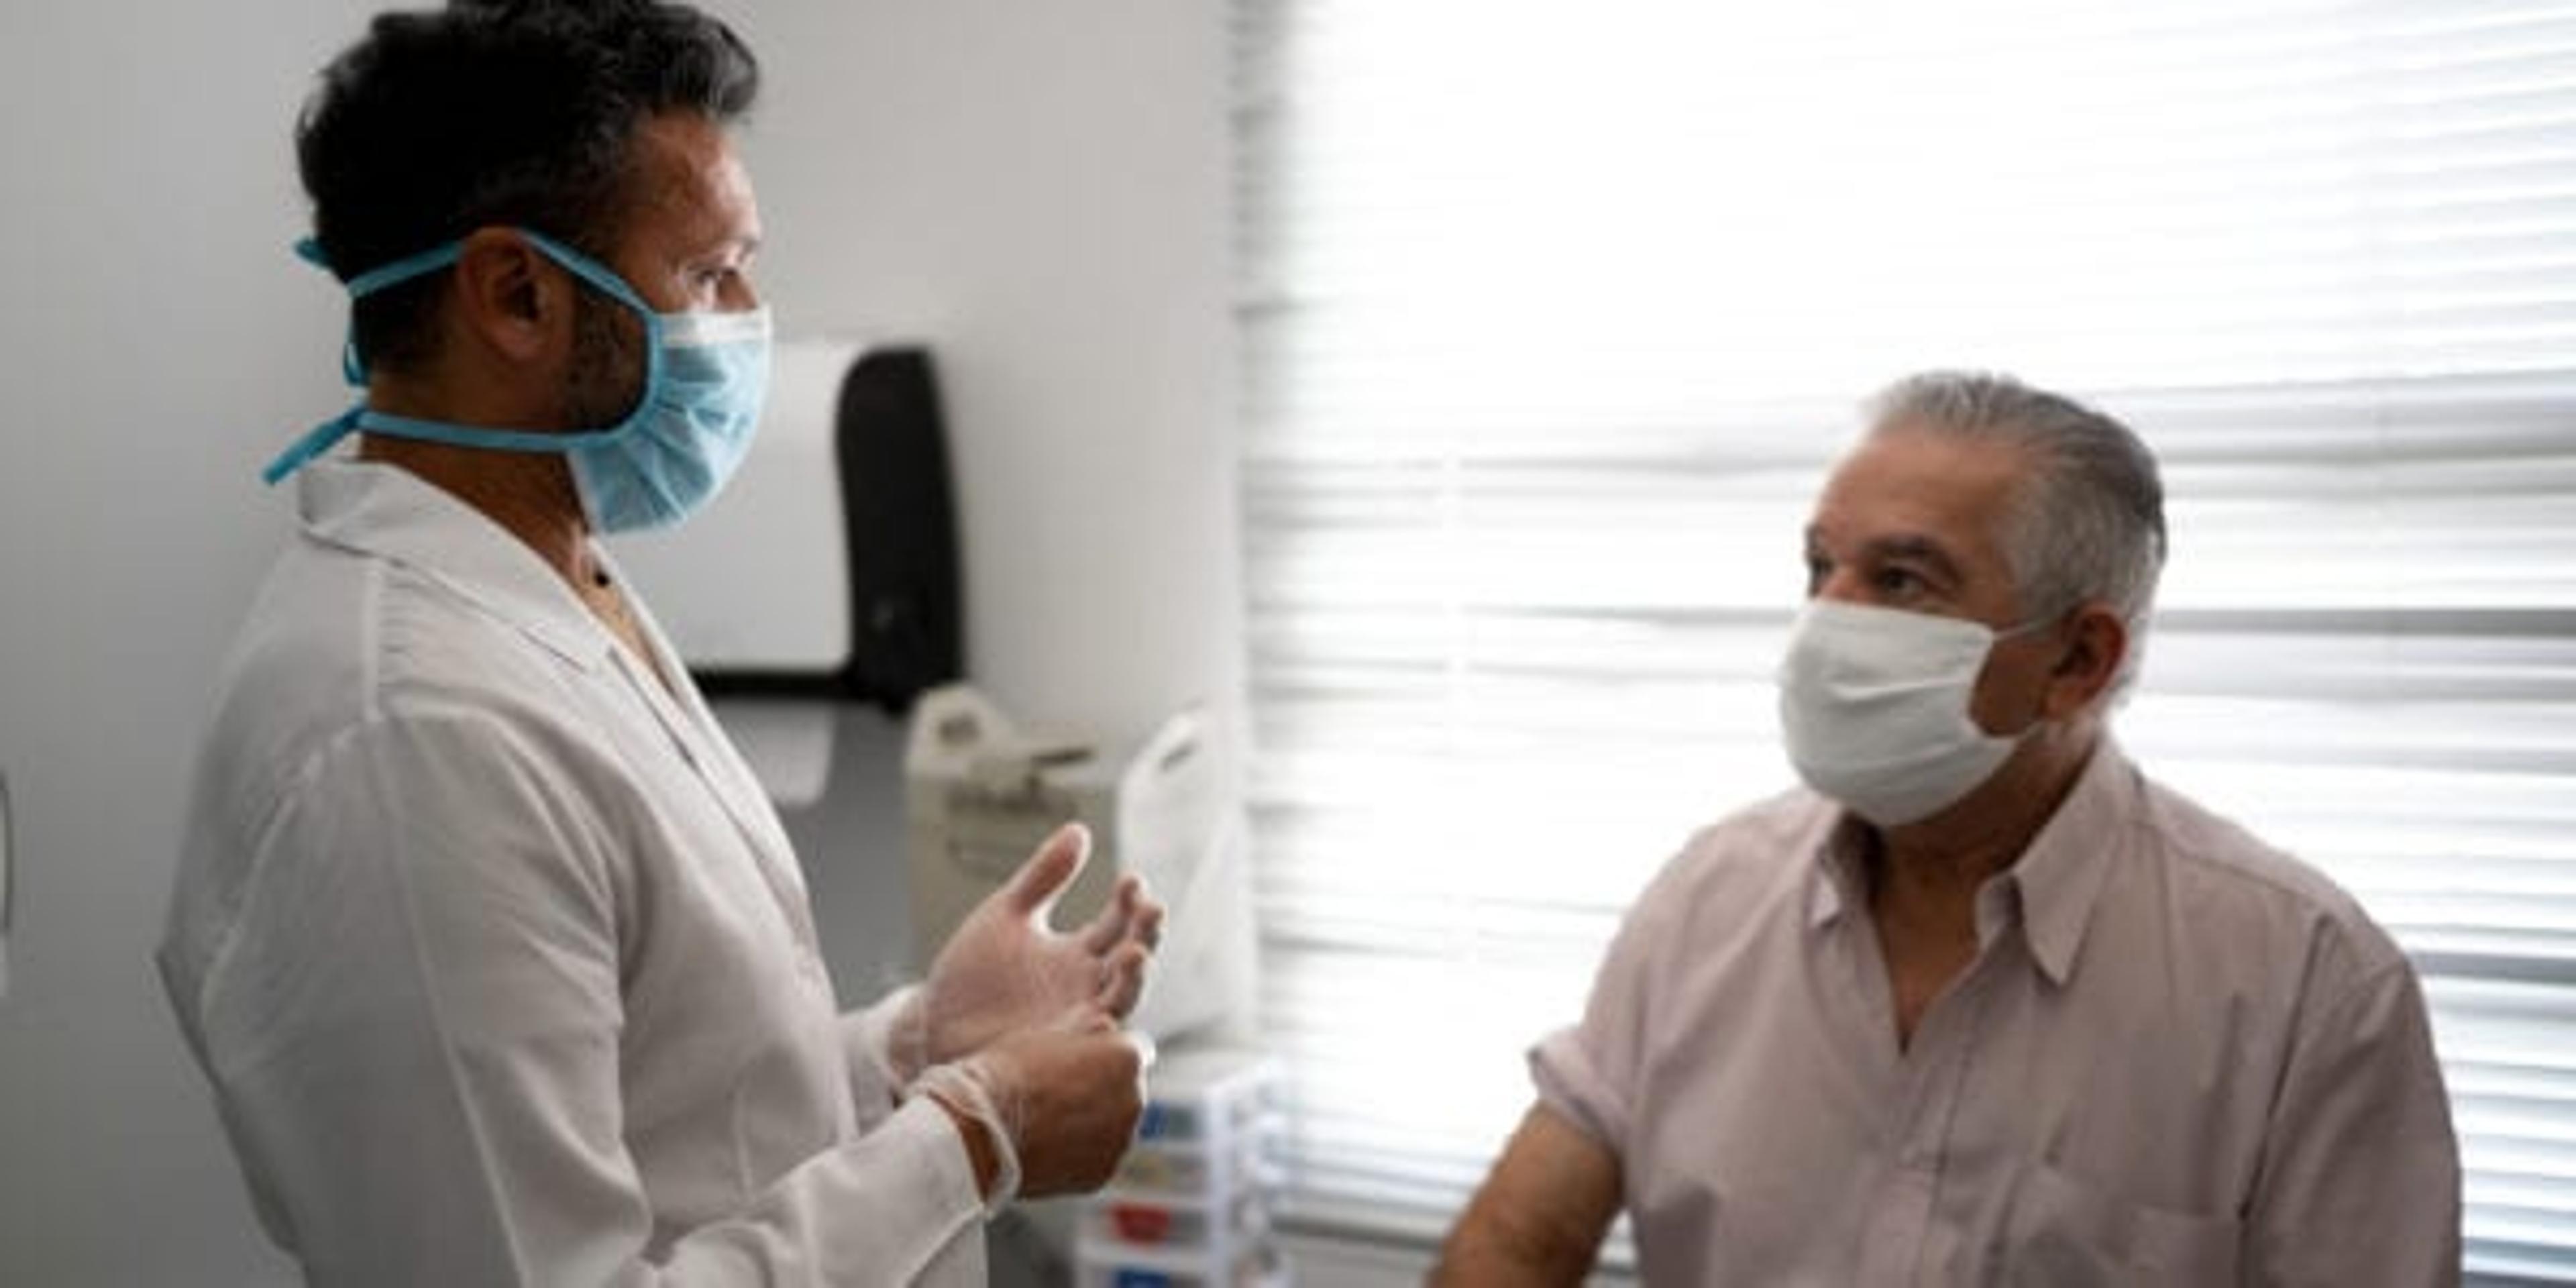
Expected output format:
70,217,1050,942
1076,1047,1289,1287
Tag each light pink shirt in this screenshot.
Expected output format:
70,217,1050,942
1534,743,2460,1286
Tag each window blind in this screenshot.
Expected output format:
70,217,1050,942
1230,1,2576,1279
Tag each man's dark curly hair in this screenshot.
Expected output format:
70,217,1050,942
298,0,759,374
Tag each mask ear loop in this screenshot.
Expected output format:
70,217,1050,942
2026,601,2136,736
2051,605,2102,681
1984,602,2088,735
2041,601,2151,699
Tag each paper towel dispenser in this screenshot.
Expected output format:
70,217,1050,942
610,339,963,715
905,685,1257,1042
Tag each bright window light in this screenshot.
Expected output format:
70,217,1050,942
1234,0,2576,1277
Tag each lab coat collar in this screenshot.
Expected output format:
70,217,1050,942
300,461,819,948
1805,737,2136,988
297,460,610,671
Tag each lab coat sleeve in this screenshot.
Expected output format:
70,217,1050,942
190,710,985,1287
2243,958,2462,1287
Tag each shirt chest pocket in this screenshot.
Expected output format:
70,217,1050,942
1993,1161,2242,1287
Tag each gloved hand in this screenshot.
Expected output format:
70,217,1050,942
915,1008,1151,1203
894,823,1165,1079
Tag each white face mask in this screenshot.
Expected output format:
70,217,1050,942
1776,599,2047,827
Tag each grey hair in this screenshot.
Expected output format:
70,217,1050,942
1864,370,2168,694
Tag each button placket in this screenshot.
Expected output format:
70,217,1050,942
1860,929,2009,1286
1831,914,1937,1285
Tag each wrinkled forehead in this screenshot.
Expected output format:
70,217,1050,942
1809,421,2034,574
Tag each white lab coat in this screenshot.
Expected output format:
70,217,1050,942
158,460,987,1285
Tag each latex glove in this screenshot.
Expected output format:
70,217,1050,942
915,1008,1152,1203
896,822,1165,1079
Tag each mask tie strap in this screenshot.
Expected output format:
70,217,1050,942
263,238,470,484
261,229,666,486
292,240,370,385
260,405,366,486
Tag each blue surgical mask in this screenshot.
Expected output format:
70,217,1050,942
263,228,773,534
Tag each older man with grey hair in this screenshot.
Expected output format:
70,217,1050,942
1436,372,2461,1285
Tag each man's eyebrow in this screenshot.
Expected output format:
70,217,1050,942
678,227,760,262
1862,533,1966,585
691,233,759,261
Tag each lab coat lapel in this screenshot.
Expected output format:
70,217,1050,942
301,463,823,954
594,559,822,955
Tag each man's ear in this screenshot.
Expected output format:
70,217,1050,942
2041,602,2129,718
447,228,569,365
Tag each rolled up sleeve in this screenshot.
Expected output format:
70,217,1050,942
1529,857,1695,1159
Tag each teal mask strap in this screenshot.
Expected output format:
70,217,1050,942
262,230,667,485
260,405,367,485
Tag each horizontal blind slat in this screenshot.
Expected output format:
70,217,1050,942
1234,1,2576,1277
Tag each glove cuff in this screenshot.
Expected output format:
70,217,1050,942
913,1059,1022,1216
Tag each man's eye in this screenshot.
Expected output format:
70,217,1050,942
1873,566,1927,597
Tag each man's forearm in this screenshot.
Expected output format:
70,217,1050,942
1434,1204,1602,1287
1437,1104,1622,1287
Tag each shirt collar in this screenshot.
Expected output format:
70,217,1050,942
1805,739,2140,987
2008,740,2136,985
1809,820,1868,930
296,460,611,670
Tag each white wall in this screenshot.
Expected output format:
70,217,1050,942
720,0,1245,751
0,3,364,1281
0,1,1239,1282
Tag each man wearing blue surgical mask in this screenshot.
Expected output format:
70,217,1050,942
1438,372,2461,1285
156,4,1163,1284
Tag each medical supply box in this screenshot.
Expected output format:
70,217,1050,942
1077,1048,1287,1288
